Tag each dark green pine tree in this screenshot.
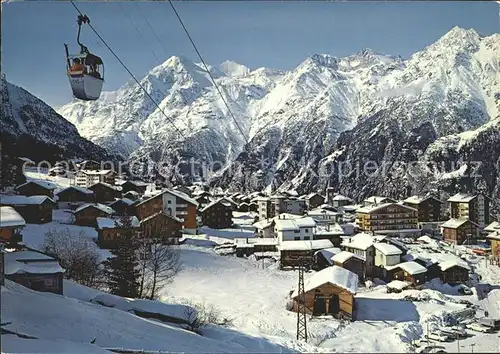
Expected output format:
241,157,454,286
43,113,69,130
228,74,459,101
103,214,141,298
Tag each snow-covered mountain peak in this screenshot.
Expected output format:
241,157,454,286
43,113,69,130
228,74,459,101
430,26,481,53
219,60,251,78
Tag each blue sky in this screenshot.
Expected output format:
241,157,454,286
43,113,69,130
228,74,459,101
2,1,499,108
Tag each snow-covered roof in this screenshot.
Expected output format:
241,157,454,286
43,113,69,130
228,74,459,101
141,188,199,207
124,190,140,196
89,181,120,191
111,198,136,206
314,247,342,262
332,251,365,264
0,206,26,228
74,203,114,215
0,195,55,205
18,157,35,164
484,221,500,233
56,185,93,195
441,218,472,229
199,198,233,213
275,216,316,231
356,202,416,214
78,169,115,176
341,232,374,250
386,280,411,290
486,231,500,241
15,180,58,190
307,208,341,216
363,196,396,204
447,193,476,203
140,210,183,224
279,239,333,251
3,251,65,275
374,242,403,256
395,261,427,275
403,195,442,204
253,219,274,230
438,260,470,272
331,194,352,201
96,216,140,229
314,224,345,236
292,266,358,298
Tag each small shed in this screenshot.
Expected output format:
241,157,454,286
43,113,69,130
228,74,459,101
3,250,65,294
389,261,427,286
386,280,411,293
96,216,141,248
290,266,358,320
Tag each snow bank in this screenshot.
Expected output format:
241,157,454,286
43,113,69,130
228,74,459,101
0,335,111,354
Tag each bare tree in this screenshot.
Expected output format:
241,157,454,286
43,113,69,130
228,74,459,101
146,243,181,300
43,228,104,288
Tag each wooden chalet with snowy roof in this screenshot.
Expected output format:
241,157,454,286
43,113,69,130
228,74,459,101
0,195,55,224
305,192,325,210
331,251,365,282
279,239,333,268
55,186,94,209
96,216,141,248
139,211,183,244
120,180,149,195
200,199,233,229
403,195,444,223
441,218,479,244
290,266,357,320
14,180,57,198
88,182,121,203
74,203,114,227
386,261,427,286
109,198,137,216
0,206,26,244
3,250,65,294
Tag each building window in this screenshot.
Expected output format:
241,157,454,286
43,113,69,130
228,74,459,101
305,229,309,233
304,236,310,240
294,237,300,240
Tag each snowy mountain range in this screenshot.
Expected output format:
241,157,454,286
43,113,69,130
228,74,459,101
1,74,112,165
54,27,499,203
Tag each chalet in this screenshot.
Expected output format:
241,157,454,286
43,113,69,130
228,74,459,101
387,261,427,286
55,186,94,209
305,193,325,210
75,169,117,188
0,195,55,224
403,195,444,223
220,197,238,211
363,196,397,206
441,218,479,244
123,190,140,201
3,250,65,294
139,211,183,244
88,182,121,203
96,216,140,248
0,206,25,244
237,202,250,212
279,239,333,268
329,194,353,208
120,180,149,195
110,198,137,216
248,202,258,212
331,251,365,282
373,242,402,280
290,266,358,320
14,180,57,198
200,199,233,229
448,193,491,230
74,203,114,227
307,207,342,225
275,216,316,242
313,247,342,270
439,261,470,284
341,233,375,277
356,203,419,236
77,160,101,170
135,189,198,231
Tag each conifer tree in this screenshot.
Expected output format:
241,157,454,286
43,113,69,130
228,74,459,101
103,214,140,297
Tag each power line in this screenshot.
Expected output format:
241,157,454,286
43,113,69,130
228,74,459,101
68,0,185,139
118,2,162,65
134,2,170,59
166,0,249,145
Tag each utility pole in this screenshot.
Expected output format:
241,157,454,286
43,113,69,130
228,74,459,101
457,332,460,353
296,258,308,342
470,343,475,353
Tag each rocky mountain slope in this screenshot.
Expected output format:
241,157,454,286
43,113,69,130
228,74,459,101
1,74,113,169
57,27,499,204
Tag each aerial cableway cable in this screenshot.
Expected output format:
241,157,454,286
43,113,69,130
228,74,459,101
166,0,250,145
68,0,186,139
134,2,171,59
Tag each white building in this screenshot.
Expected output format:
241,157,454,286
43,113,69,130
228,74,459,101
373,242,402,268
274,216,316,242
75,169,116,188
